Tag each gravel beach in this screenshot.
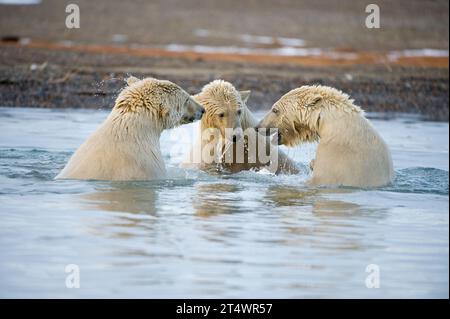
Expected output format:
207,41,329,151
0,0,448,121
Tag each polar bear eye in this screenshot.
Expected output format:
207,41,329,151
218,112,225,118
237,109,242,116
272,108,279,115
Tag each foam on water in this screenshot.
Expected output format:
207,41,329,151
0,107,448,298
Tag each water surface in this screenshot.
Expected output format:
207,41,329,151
0,107,448,298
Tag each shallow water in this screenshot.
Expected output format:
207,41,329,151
0,107,448,298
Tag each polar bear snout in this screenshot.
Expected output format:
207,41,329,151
255,123,271,137
256,112,276,135
196,107,206,120
182,98,205,123
256,122,282,145
231,129,243,143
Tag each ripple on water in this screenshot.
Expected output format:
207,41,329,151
0,108,448,298
387,167,449,196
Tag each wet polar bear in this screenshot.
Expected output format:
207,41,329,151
257,85,394,187
56,76,204,180
181,80,299,174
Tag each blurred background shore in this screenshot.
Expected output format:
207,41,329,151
0,0,448,120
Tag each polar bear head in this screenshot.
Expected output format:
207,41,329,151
257,85,362,146
194,80,251,142
114,76,204,130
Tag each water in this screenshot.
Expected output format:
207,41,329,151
0,107,448,298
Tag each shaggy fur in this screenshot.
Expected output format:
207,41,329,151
181,80,299,174
258,85,394,187
56,76,204,181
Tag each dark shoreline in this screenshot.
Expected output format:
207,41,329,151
0,45,448,121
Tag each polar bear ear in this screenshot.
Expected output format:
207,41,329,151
158,104,170,119
191,94,201,103
125,76,140,86
239,90,251,103
307,95,322,108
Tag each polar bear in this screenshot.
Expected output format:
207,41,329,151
56,76,204,181
257,85,394,187
181,80,299,174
